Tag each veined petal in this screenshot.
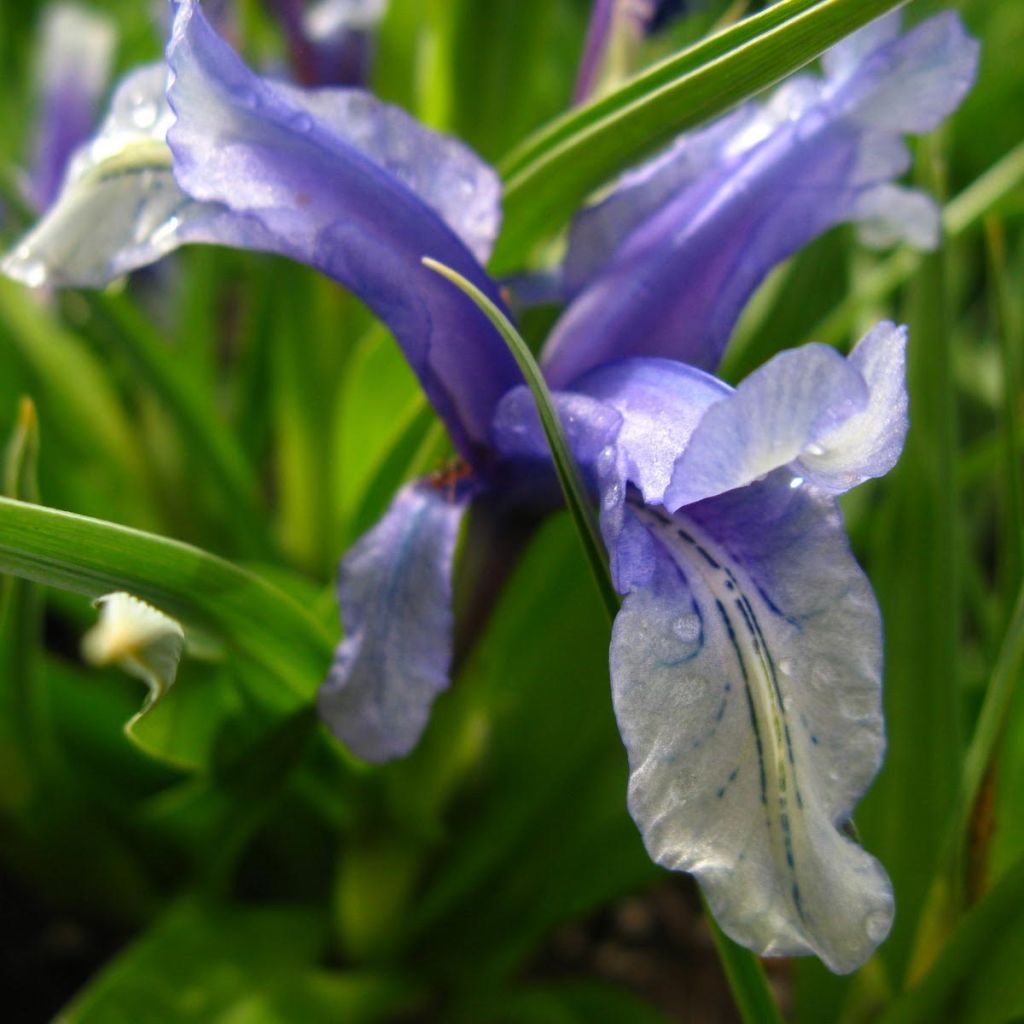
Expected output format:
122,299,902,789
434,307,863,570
29,3,117,211
167,0,517,462
665,325,908,509
2,64,252,289
798,322,908,492
571,357,729,506
610,477,892,972
318,480,470,763
666,344,867,508
541,14,977,383
828,12,979,134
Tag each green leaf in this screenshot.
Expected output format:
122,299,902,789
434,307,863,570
421,257,619,622
0,497,333,704
878,855,1024,1024
703,894,785,1024
493,0,906,268
0,397,49,807
55,900,328,1023
0,278,146,487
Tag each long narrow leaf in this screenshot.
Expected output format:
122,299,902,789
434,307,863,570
422,257,618,621
0,497,333,701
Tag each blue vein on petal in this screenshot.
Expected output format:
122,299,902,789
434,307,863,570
635,498,810,926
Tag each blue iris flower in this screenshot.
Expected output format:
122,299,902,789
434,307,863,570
2,0,977,973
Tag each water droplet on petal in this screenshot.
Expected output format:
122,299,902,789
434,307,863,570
672,614,701,644
789,476,804,489
864,910,890,942
291,112,313,133
131,100,159,130
806,443,826,457
778,659,793,676
5,248,48,288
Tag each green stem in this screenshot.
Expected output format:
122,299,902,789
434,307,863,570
422,257,619,622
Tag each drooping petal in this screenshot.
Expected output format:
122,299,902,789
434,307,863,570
166,0,517,462
318,480,470,763
2,64,254,289
664,325,908,508
541,14,977,384
610,476,892,972
28,3,117,211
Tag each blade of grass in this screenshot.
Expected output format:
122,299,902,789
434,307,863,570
0,496,333,703
879,854,1024,1024
78,291,271,558
422,256,617,622
494,0,906,267
703,894,785,1024
906,581,1024,981
0,398,52,803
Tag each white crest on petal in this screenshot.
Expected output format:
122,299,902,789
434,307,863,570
3,65,215,288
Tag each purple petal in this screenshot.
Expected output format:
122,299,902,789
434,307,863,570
318,479,470,762
302,0,388,86
572,356,729,507
29,4,116,211
610,477,892,972
167,0,517,462
541,14,977,384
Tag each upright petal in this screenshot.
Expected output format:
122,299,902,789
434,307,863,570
664,325,908,508
610,476,892,972
166,0,518,462
318,480,470,763
541,14,977,383
28,3,116,211
302,0,389,86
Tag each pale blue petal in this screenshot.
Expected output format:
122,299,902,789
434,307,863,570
797,322,908,493
665,344,869,509
2,65,255,289
610,477,892,972
821,12,902,85
318,480,469,763
853,184,939,250
571,357,729,506
829,12,980,134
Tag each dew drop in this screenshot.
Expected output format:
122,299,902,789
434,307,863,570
131,100,159,130
290,112,314,133
864,910,890,943
778,659,793,676
6,249,48,288
789,476,804,489
806,443,826,457
672,614,701,644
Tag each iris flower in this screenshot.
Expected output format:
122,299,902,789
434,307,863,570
2,1,977,973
